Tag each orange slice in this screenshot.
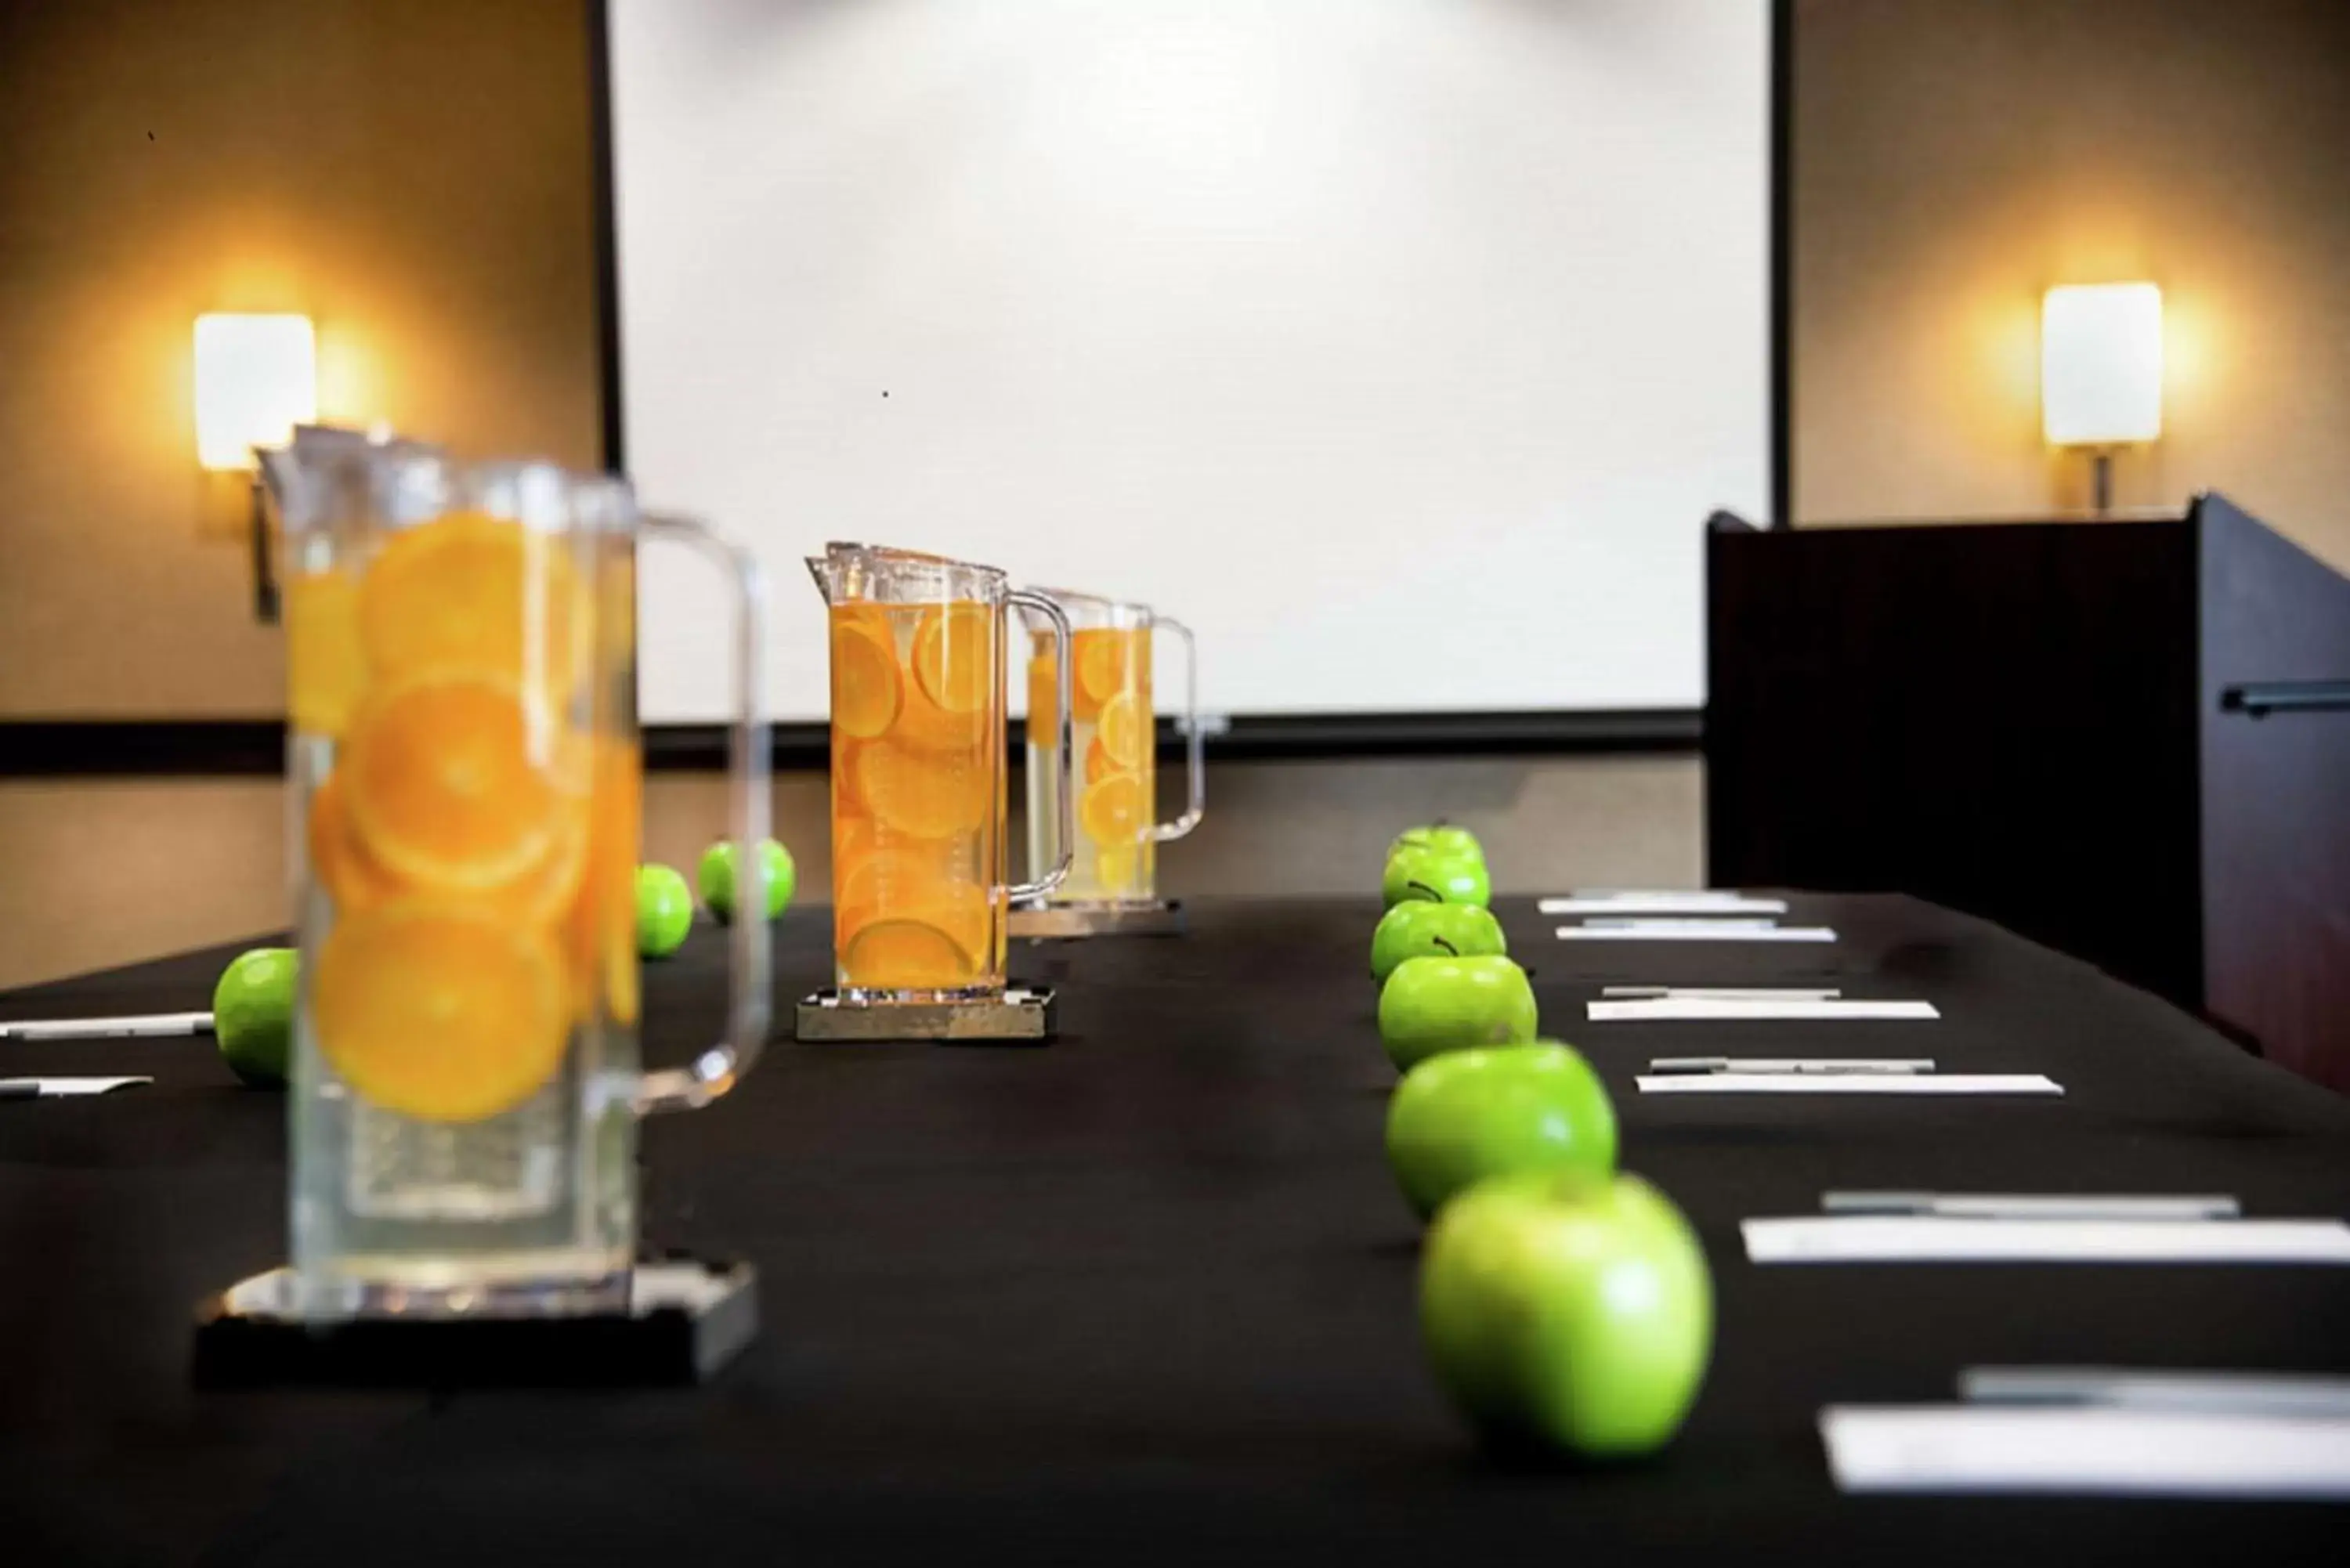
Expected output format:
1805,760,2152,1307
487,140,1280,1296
1079,771,1148,848
488,805,588,927
835,837,970,934
854,741,990,840
1096,840,1144,897
314,767,582,924
286,570,367,737
1096,691,1147,770
840,899,989,990
309,771,403,913
912,602,995,714
341,674,566,891
831,614,903,739
313,900,569,1122
358,510,588,699
1025,654,1061,746
1083,735,1130,786
1072,629,1131,721
594,544,637,669
833,810,878,869
891,684,992,755
563,741,641,1024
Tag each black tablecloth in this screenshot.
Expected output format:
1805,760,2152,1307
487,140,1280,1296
4,894,2348,1564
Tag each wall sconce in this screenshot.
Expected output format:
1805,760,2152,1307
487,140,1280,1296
194,313,316,470
194,313,316,621
2041,283,2162,516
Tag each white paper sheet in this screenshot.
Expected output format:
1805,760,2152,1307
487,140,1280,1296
1746,1215,2350,1264
1640,1073,2059,1096
0,1011,211,1042
1559,925,1837,944
1820,1405,2350,1498
1540,894,1790,916
1590,999,1939,1021
0,1076,154,1097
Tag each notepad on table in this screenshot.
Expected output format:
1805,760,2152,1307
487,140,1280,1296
1559,921,1837,944
1590,998,1937,1021
1820,1404,2350,1498
1640,1072,2058,1096
1744,1214,2350,1264
1539,892,1790,916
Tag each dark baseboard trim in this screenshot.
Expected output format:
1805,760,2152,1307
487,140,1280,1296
645,710,1701,770
0,721,288,778
1,710,1702,778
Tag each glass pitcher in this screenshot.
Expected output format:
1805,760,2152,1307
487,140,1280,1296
1019,590,1204,906
808,543,1072,1001
263,428,769,1321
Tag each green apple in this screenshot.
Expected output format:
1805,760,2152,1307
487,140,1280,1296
1382,845,1492,909
635,864,695,958
212,946,297,1088
698,837,795,923
1386,1042,1616,1218
1389,824,1486,864
1377,954,1538,1071
1370,900,1508,981
1421,1170,1712,1458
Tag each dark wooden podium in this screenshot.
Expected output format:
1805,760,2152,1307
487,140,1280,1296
1707,495,2350,1093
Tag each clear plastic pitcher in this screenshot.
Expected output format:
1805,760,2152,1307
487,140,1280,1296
808,543,1072,999
263,428,769,1321
1019,590,1203,905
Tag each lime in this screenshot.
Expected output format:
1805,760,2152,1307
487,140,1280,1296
635,863,695,958
213,946,298,1087
697,838,796,924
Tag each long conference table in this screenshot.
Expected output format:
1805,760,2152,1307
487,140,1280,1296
2,894,2348,1563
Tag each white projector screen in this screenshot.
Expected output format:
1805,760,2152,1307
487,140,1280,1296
609,0,1770,723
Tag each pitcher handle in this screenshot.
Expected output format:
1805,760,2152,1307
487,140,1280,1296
1146,616,1204,844
1005,589,1074,904
634,512,772,1115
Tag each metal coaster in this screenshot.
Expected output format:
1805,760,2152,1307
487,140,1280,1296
190,1256,757,1389
794,985,1057,1043
1008,900,1187,940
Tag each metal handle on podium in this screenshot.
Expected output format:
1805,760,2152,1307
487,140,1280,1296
2220,681,2350,718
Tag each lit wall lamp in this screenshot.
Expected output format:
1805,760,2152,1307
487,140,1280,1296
194,313,316,621
2041,283,2162,517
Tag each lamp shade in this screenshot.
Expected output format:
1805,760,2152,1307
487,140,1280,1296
2041,284,2162,446
194,313,317,471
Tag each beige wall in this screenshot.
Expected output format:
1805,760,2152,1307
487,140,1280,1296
0,0,600,719
1793,0,2350,573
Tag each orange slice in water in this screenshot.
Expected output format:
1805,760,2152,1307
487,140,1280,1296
1096,840,1144,897
1079,771,1148,848
1025,653,1061,746
892,684,992,755
286,570,367,738
309,771,403,913
854,742,991,840
1083,735,1130,786
841,895,989,991
341,674,566,891
313,900,569,1122
1072,629,1131,721
835,838,966,938
1096,691,1146,771
831,614,903,739
562,738,641,1022
912,602,995,714
358,510,588,698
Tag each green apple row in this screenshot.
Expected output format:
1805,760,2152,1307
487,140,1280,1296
1369,822,1715,1461
638,838,799,959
